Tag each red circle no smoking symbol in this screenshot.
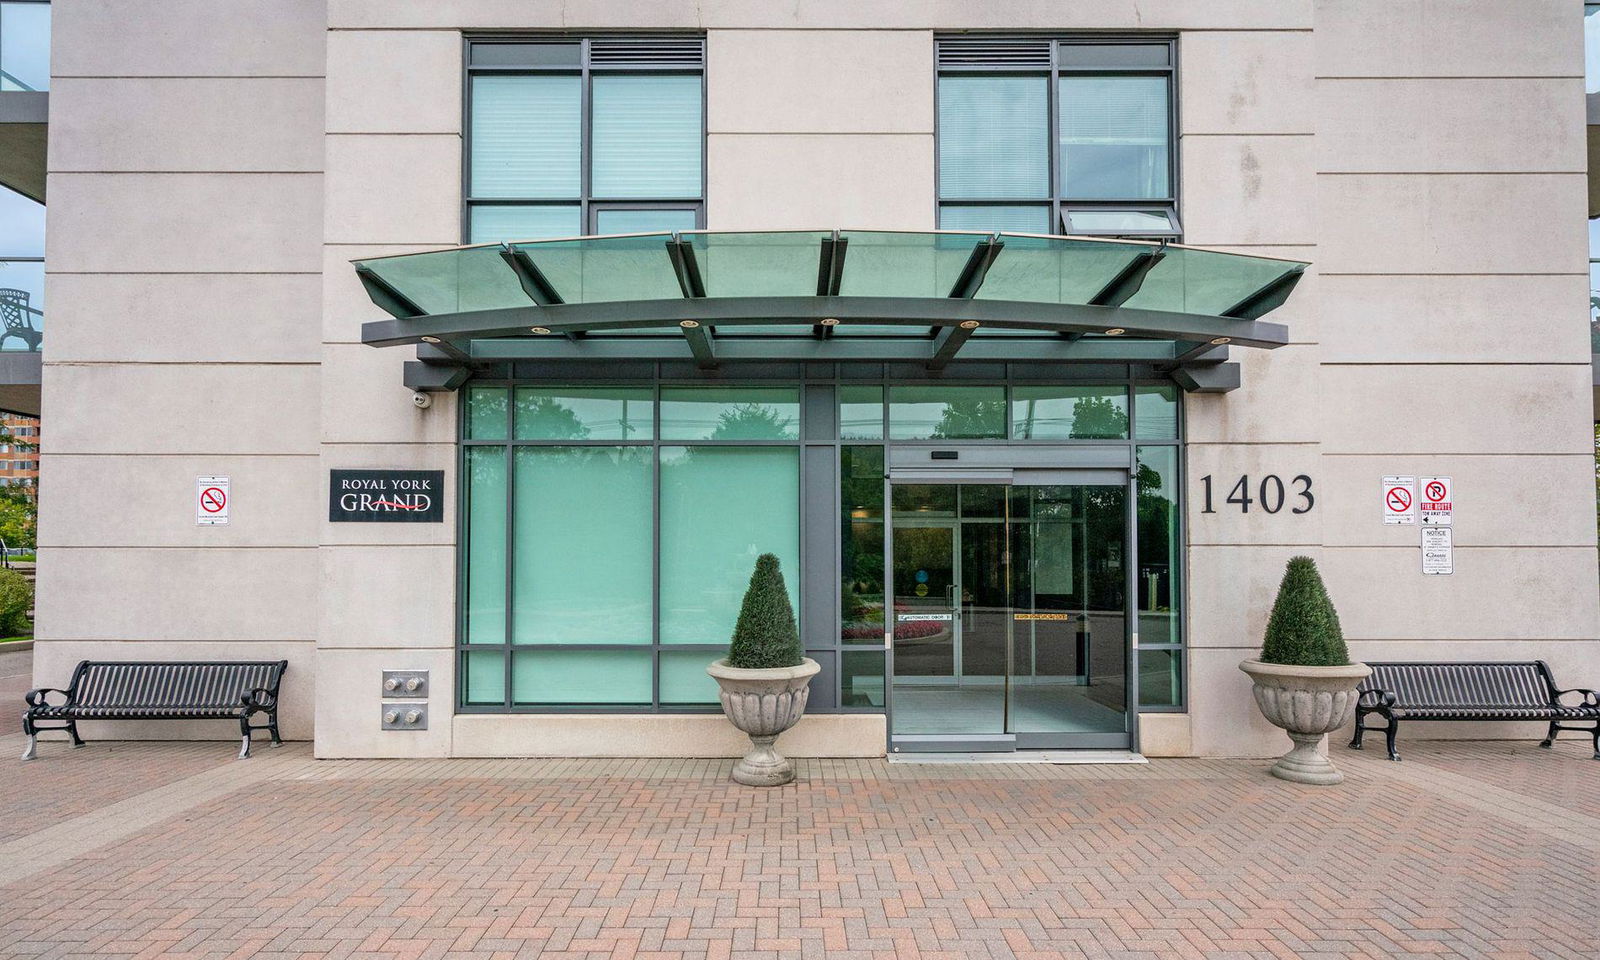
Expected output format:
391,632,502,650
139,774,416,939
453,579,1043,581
1425,481,1447,502
200,486,227,513
1386,486,1411,512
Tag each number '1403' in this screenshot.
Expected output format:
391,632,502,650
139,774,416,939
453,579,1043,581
1200,475,1314,514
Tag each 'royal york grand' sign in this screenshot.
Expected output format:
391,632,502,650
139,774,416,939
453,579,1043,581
328,470,445,523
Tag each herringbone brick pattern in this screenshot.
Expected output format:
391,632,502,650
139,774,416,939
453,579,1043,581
0,739,233,843
0,739,1594,959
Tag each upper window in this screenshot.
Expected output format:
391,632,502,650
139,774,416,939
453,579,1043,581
935,38,1178,239
0,1,49,92
465,37,705,244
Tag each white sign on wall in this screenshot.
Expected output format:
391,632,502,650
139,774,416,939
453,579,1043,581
1382,476,1415,525
1421,526,1453,575
196,476,230,526
1419,476,1453,526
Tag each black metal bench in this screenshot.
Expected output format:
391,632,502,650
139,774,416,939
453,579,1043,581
21,660,287,761
1349,660,1599,761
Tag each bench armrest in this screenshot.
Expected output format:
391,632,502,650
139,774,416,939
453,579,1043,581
241,687,278,711
1357,689,1396,710
1555,687,1600,708
24,687,70,708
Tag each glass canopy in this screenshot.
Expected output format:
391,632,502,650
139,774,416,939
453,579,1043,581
355,229,1305,390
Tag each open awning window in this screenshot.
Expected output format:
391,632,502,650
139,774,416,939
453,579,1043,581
355,229,1306,393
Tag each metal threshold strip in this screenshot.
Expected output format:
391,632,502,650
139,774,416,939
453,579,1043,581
889,750,1149,765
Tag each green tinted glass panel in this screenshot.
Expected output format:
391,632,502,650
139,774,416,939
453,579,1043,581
688,231,828,299
594,208,698,234
938,205,1052,234
465,385,509,440
591,75,703,198
836,230,985,300
1059,75,1169,200
841,447,885,645
460,650,506,706
471,75,581,198
839,385,883,440
1011,385,1129,440
470,204,582,244
1135,384,1179,439
889,385,1006,440
841,650,886,708
659,651,722,705
512,447,652,644
512,649,652,705
1125,249,1298,316
938,75,1048,199
1138,648,1182,708
660,447,800,644
975,234,1149,305
355,233,1306,319
514,386,654,440
1136,445,1181,648
659,386,799,440
463,446,507,644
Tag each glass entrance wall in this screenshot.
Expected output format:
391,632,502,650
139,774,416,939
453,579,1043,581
457,371,1184,717
887,483,1129,743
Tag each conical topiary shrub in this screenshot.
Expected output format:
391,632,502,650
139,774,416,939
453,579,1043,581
726,553,803,670
1260,556,1350,666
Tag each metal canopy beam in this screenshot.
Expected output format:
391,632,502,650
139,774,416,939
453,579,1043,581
1088,249,1165,308
468,335,1188,364
665,236,706,298
499,243,565,306
813,232,848,338
681,323,715,369
929,323,978,371
947,237,1004,299
1157,342,1229,372
362,295,1289,351
356,265,426,319
1222,265,1305,320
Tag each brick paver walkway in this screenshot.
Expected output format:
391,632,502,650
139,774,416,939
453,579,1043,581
0,735,1596,959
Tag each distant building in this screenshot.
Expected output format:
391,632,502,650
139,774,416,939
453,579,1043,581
0,414,38,489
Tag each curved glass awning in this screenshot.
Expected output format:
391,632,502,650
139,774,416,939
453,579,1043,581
355,230,1306,391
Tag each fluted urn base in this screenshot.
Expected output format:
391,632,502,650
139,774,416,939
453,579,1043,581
707,658,820,786
1239,659,1372,785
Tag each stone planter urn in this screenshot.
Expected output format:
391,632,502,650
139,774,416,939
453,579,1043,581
707,657,819,786
1239,659,1372,785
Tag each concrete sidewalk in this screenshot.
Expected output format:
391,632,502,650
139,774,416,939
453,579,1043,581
0,735,1596,959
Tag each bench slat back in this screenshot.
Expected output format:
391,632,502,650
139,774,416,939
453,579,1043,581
74,661,284,711
1360,661,1551,709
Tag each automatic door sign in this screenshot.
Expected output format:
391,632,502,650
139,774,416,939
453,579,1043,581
1382,476,1416,524
329,469,445,523
1421,526,1453,576
1419,476,1453,526
196,476,230,526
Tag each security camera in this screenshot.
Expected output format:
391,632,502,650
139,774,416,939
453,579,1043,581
411,392,432,409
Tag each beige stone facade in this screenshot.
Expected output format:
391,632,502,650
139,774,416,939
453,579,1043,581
32,0,1599,759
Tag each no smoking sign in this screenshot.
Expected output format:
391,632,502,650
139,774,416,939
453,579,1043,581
196,476,230,526
1382,476,1415,525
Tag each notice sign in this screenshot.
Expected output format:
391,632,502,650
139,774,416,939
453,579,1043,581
329,469,444,523
1419,476,1453,526
1421,526,1454,575
1382,476,1416,524
196,476,230,526
896,613,953,622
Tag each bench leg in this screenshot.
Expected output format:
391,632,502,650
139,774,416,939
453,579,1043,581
1384,720,1400,762
1540,721,1557,749
67,721,85,748
237,734,252,760
1349,716,1366,750
20,734,35,761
